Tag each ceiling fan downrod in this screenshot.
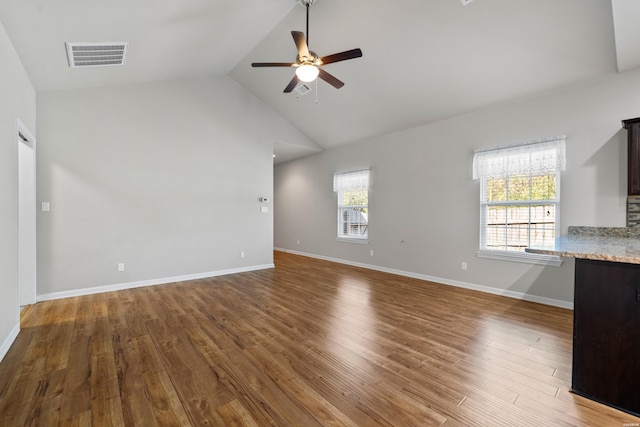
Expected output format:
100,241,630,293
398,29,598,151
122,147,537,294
306,2,310,46
297,0,316,47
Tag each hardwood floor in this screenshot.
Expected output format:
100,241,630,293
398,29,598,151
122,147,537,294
1,251,639,426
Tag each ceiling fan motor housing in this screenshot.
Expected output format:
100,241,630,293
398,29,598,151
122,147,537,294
297,51,319,65
296,0,317,6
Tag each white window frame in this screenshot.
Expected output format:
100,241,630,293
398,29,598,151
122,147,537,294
473,137,566,266
333,170,370,244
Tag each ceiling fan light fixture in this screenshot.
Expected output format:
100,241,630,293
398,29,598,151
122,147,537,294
296,64,319,82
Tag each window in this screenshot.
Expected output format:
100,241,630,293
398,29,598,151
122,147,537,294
473,137,565,259
333,170,370,241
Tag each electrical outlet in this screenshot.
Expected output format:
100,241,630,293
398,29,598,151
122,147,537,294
461,262,468,271
297,240,300,245
240,251,245,259
370,249,374,257
117,263,125,272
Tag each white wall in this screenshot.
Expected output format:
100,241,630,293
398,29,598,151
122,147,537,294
37,76,311,298
275,68,640,307
0,18,36,360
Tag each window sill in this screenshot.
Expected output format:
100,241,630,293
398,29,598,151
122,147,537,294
337,237,369,245
476,249,563,266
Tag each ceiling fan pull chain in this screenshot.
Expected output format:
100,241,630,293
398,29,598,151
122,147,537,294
315,77,318,104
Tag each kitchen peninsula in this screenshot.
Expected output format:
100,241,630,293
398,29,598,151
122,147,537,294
526,226,640,417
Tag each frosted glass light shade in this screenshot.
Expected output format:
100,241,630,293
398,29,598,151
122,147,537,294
296,64,319,82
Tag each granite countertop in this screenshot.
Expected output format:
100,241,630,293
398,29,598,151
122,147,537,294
526,226,640,265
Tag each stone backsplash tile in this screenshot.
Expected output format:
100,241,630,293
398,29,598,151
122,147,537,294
568,226,628,237
628,225,640,237
628,196,640,227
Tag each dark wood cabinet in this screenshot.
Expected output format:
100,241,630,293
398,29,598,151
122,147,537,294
624,117,640,195
573,258,640,417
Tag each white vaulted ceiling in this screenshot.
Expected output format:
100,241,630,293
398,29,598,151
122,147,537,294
0,0,296,91
1,0,638,163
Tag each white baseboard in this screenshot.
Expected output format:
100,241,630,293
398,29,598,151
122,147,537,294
275,248,573,310
37,264,275,302
0,322,20,363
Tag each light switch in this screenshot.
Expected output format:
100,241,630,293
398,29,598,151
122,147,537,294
261,206,269,213
41,202,50,212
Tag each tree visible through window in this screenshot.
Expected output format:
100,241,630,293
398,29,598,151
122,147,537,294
473,137,565,252
333,170,370,240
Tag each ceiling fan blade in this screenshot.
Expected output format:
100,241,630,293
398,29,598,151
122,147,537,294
318,69,344,89
251,62,295,67
284,75,299,93
292,31,310,58
320,48,363,65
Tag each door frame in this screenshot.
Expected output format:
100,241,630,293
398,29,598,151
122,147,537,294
17,118,36,306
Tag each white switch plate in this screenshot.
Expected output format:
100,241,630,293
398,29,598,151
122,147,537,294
261,206,269,213
41,202,50,212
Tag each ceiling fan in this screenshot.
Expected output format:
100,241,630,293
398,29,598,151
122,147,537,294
251,0,362,93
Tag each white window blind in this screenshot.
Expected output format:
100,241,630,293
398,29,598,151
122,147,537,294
473,137,565,255
334,170,370,241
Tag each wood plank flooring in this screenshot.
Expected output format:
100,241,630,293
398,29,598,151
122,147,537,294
1,251,639,426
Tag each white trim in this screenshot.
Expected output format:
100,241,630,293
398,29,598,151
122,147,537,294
476,250,563,266
37,264,274,302
16,118,36,143
274,248,572,309
0,323,20,363
17,118,37,307
336,237,369,245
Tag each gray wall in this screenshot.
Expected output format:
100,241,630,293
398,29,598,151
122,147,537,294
275,68,640,307
37,76,311,297
0,18,36,359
